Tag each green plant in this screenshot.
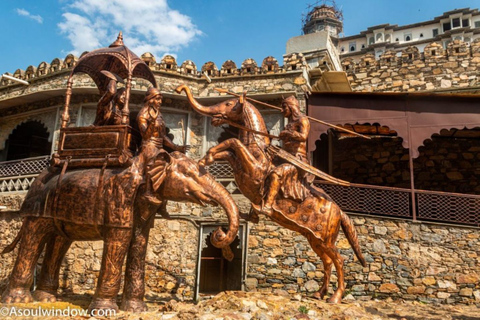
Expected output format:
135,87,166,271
298,305,309,314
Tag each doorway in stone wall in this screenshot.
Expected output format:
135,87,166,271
195,224,247,300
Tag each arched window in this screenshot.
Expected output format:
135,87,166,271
369,37,375,45
4,121,51,161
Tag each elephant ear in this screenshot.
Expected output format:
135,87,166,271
149,151,172,192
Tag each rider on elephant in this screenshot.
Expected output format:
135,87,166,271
93,70,126,126
137,87,188,211
261,95,313,215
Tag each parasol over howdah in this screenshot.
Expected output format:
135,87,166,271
61,32,157,128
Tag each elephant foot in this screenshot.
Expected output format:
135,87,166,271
1,286,33,303
32,289,57,303
120,298,148,313
327,292,343,304
88,298,119,314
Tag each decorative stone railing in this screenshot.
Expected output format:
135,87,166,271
0,156,50,193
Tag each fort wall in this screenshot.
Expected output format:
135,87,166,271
1,211,479,304
342,39,480,93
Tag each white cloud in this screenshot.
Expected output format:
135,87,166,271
16,8,43,24
58,0,202,58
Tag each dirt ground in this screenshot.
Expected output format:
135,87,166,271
1,291,479,320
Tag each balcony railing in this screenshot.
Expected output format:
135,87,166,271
1,157,479,227
315,181,480,227
0,156,50,193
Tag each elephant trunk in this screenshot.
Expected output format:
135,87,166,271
175,84,226,116
208,184,240,255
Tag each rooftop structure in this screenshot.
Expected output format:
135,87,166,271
339,7,480,60
302,1,343,38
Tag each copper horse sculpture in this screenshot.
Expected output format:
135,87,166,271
177,84,366,303
1,152,239,312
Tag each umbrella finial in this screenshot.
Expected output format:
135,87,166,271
110,31,124,47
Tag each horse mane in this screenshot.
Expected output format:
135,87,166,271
241,101,270,147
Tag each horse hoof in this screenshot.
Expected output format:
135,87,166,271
327,295,342,304
312,292,322,300
33,290,57,303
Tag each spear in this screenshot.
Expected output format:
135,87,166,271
214,88,371,140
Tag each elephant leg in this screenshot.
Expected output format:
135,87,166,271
33,234,72,302
120,214,155,312
89,227,132,313
2,217,54,303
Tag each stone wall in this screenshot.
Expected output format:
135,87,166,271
246,215,480,304
1,210,479,304
342,39,480,93
313,131,480,194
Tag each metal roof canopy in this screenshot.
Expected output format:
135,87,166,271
307,91,480,158
61,32,157,128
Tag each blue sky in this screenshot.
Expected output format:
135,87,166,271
2,0,480,74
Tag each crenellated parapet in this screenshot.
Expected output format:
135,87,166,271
343,39,480,92
0,51,306,90
141,52,157,69
240,58,258,75
283,52,306,71
201,61,218,77
261,56,280,74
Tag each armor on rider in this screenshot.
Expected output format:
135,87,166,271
93,71,126,126
262,95,312,214
137,87,187,213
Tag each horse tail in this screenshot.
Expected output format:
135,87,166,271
1,218,25,255
339,210,367,267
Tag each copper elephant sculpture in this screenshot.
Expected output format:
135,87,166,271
176,84,366,303
1,151,239,312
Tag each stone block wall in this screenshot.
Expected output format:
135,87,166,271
415,136,480,194
1,210,479,304
246,216,480,304
313,132,480,194
342,39,480,93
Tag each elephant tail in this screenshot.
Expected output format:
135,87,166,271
1,218,25,255
340,209,367,267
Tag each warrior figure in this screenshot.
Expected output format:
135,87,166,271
93,70,126,126
262,95,312,214
137,87,188,207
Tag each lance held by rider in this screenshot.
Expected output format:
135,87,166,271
214,88,370,140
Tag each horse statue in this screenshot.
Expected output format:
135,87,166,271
176,84,366,303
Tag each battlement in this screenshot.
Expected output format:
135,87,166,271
342,39,480,92
0,52,307,88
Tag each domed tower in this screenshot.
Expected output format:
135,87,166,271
302,1,343,38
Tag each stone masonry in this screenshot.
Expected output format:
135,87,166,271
343,39,480,93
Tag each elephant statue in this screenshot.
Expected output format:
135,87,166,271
1,151,239,313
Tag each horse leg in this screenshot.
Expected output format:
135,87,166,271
120,214,155,312
89,227,132,313
201,138,260,173
32,234,72,302
2,217,54,303
323,246,345,303
309,245,333,299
